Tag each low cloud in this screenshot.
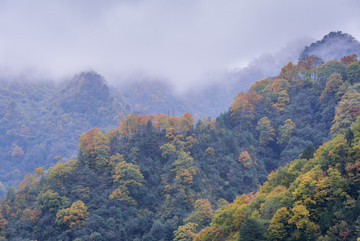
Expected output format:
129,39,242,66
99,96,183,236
0,0,359,90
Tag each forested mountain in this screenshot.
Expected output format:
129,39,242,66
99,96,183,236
300,31,360,62
0,72,130,192
192,109,360,241
119,79,191,117
0,32,358,193
116,32,360,123
1,42,360,240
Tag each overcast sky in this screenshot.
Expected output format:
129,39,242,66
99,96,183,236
0,0,359,90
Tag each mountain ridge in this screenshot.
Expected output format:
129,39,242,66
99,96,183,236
1,34,360,240
0,30,358,191
300,31,360,61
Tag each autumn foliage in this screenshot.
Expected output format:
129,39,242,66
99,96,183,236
196,116,360,240
56,200,89,231
118,112,194,137
230,90,262,125
3,52,360,240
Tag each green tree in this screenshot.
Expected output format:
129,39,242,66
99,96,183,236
318,60,345,89
300,145,315,160
184,199,214,228
238,218,266,241
277,119,296,145
345,61,360,84
37,189,69,213
46,159,77,189
256,117,275,146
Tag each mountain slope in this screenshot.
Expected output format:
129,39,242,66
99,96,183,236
0,72,129,191
1,51,360,240
300,31,360,61
193,117,360,241
1,31,359,193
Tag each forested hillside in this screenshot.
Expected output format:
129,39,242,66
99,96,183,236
1,48,360,240
0,31,357,194
300,31,360,62
192,108,360,241
0,72,129,192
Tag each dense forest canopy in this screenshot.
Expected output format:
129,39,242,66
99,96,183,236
1,32,360,240
2,44,360,240
0,31,358,193
192,114,360,241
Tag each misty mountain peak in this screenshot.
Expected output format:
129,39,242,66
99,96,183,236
60,71,111,113
300,31,360,61
71,71,109,96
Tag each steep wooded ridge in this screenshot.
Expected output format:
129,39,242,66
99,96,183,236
300,31,360,62
1,32,360,240
193,113,360,241
0,71,129,192
0,31,356,192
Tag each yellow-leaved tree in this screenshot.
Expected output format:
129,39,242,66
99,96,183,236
271,78,290,111
174,222,198,241
109,157,144,205
277,119,296,145
268,207,291,240
331,89,360,133
78,128,110,172
320,73,344,103
256,117,275,147
56,200,89,231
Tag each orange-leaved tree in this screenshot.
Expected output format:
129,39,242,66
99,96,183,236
78,128,110,172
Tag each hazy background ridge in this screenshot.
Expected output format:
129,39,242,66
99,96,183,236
0,0,359,92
